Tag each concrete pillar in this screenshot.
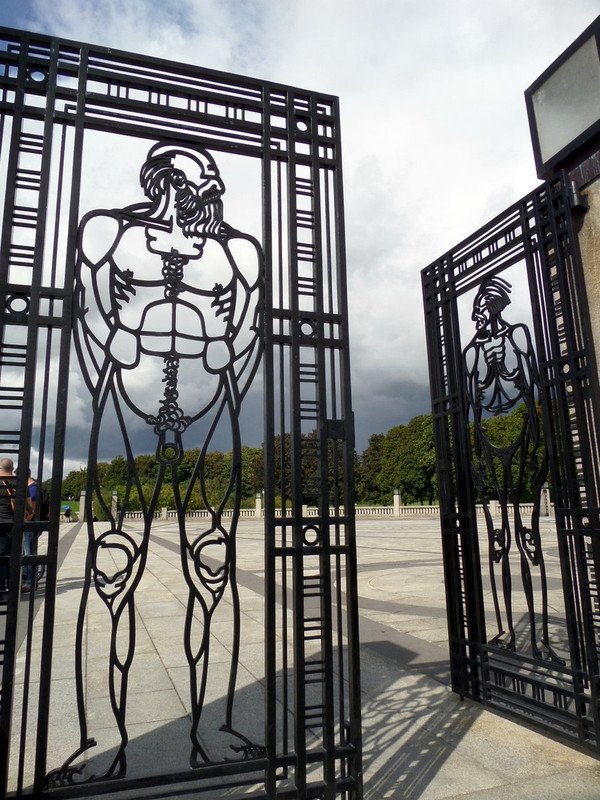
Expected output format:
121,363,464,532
393,488,401,518
161,507,168,519
255,492,262,518
302,504,308,517
79,489,86,522
111,491,118,519
540,484,550,517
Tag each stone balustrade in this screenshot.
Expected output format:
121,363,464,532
104,501,546,521
73,485,550,522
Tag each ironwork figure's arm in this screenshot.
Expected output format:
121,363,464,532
509,323,548,490
73,207,146,394
217,226,263,400
510,324,539,428
463,342,487,467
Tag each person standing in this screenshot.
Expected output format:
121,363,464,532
0,457,17,598
18,468,37,592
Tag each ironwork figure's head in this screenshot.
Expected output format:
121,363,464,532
472,276,512,331
140,143,225,236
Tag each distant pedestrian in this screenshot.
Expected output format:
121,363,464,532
64,506,71,522
17,468,37,592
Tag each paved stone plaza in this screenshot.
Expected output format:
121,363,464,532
10,518,600,798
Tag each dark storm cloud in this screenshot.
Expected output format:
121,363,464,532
352,379,432,451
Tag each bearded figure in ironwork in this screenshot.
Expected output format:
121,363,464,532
463,276,561,663
59,142,263,780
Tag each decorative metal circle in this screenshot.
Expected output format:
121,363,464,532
299,319,316,339
302,524,320,547
27,67,48,85
6,294,30,315
161,443,179,462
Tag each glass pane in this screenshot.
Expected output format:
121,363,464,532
532,36,600,163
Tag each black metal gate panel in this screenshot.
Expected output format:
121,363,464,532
0,27,362,798
422,174,600,751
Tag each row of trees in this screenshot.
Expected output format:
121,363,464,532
355,404,544,505
355,414,437,506
61,447,264,513
60,405,538,510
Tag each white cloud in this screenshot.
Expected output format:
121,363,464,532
5,0,599,452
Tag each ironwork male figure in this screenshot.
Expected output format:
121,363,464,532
64,142,263,779
463,276,561,662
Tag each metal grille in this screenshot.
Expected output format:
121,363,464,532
0,27,362,798
422,174,600,751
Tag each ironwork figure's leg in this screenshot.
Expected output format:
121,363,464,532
210,414,263,761
499,472,515,648
477,445,515,650
47,385,158,786
535,550,564,663
184,570,226,766
514,500,538,652
83,524,152,778
511,427,541,659
176,382,265,765
494,488,515,650
514,444,564,664
482,499,504,636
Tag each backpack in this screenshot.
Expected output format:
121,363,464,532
1,479,15,513
39,486,51,521
28,481,51,521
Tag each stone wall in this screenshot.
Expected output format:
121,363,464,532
577,170,600,363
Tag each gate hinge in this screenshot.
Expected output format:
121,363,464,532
569,180,589,215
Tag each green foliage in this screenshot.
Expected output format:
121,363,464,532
272,433,292,501
201,450,233,508
355,433,384,504
58,409,453,511
480,404,528,451
176,448,200,483
103,455,128,488
474,403,546,503
134,454,158,483
59,403,550,512
60,468,86,500
377,424,405,502
372,415,437,505
241,446,263,498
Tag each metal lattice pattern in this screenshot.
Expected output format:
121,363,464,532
422,175,600,750
0,27,362,799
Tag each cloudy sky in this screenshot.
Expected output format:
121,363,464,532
2,0,599,460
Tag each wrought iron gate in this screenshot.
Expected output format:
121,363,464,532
423,174,600,751
0,27,362,798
